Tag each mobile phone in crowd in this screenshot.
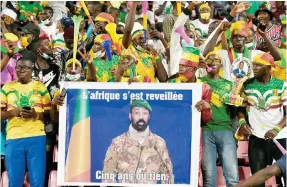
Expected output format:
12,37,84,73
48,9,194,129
61,88,67,97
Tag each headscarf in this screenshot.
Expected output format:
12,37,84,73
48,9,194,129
206,51,223,62
253,53,275,71
95,13,114,23
65,58,82,68
179,47,200,67
94,34,112,44
230,21,248,37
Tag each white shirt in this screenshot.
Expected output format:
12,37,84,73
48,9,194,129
190,19,214,38
39,22,57,41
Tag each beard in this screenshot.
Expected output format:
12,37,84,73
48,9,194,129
132,119,148,132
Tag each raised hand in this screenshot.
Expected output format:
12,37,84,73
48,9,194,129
232,2,250,14
78,47,93,65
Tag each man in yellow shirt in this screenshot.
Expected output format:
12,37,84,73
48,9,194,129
0,50,51,187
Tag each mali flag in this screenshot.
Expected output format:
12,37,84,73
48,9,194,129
65,89,91,182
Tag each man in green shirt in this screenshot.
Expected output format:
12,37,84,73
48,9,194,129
198,51,239,187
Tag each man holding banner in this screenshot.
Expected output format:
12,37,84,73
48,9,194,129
102,99,174,184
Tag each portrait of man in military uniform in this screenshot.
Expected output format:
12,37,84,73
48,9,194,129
102,99,174,184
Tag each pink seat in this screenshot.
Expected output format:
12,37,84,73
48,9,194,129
53,145,58,163
48,170,60,187
237,141,249,165
23,173,30,187
198,169,203,187
0,171,30,187
1,171,8,187
216,166,226,186
238,166,251,182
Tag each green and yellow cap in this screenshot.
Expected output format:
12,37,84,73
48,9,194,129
131,99,152,112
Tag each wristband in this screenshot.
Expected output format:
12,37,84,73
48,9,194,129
239,118,246,126
226,14,234,22
273,126,282,133
155,55,161,61
183,8,191,16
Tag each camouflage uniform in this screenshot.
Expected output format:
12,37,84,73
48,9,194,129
102,131,174,184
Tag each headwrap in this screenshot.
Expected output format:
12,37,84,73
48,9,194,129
180,47,200,67
95,13,114,23
206,51,222,62
131,22,144,39
199,3,211,11
59,17,74,30
1,8,17,21
131,99,152,112
65,58,82,68
253,53,275,70
230,21,248,37
63,26,74,39
94,34,112,44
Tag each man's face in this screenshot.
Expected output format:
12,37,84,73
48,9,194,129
64,38,74,49
246,29,254,43
16,60,33,84
66,63,82,75
133,33,145,49
257,11,270,24
239,62,244,69
206,54,221,75
92,42,104,53
39,9,52,21
87,3,102,17
231,31,246,49
109,8,120,23
179,64,197,75
130,107,150,132
95,21,107,34
39,39,54,55
253,62,269,77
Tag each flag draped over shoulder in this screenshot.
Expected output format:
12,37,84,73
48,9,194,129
65,89,91,182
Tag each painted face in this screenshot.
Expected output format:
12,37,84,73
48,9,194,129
1,15,14,25
130,106,150,132
16,59,33,84
206,54,221,75
231,30,246,49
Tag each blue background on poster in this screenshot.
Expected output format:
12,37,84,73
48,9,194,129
65,89,193,184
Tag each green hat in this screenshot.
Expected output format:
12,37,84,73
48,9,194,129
131,99,152,112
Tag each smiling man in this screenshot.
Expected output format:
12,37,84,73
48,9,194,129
102,99,174,184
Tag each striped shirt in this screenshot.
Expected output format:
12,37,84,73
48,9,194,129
256,24,281,48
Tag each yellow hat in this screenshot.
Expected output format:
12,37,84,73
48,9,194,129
199,3,211,11
66,58,82,68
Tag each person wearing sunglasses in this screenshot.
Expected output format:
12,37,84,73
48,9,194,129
198,51,239,187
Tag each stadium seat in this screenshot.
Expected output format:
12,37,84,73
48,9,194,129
216,166,226,187
48,170,60,187
237,141,249,165
0,171,30,187
198,169,203,187
53,145,58,163
1,171,8,187
238,166,278,187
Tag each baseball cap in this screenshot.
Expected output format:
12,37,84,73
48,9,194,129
17,22,40,37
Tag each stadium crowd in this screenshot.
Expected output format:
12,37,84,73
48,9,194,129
0,1,286,187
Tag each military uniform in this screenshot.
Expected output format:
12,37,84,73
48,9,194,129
102,131,174,184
